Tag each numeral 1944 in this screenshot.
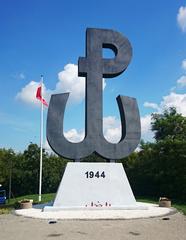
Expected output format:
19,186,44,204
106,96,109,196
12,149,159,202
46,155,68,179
85,171,105,178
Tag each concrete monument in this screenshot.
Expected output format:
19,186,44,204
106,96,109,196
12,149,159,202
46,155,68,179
44,28,144,211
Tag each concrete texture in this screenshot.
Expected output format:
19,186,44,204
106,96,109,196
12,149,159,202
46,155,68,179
44,163,145,211
47,28,141,160
15,202,175,220
1,210,185,240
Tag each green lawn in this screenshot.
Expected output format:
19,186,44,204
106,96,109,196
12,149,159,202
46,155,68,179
0,194,186,215
0,193,55,214
8,193,56,205
137,196,186,215
172,203,186,215
136,197,159,204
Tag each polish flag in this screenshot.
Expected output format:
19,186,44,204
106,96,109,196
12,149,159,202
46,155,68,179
36,85,48,107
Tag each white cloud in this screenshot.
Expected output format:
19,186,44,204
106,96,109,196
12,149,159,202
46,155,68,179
61,115,152,144
182,59,186,70
160,92,186,116
56,63,106,103
16,63,106,106
177,6,186,32
62,116,121,143
16,81,49,107
43,140,52,153
144,92,186,118
103,116,121,143
177,75,186,88
64,128,84,142
56,64,85,103
140,115,153,141
142,91,186,141
16,81,40,106
144,102,160,111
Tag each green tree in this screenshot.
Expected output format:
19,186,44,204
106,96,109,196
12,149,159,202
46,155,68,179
151,107,186,141
42,154,68,194
0,143,70,197
0,148,16,195
123,108,186,201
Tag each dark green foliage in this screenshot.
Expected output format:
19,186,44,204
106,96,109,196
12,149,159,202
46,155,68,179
0,148,15,193
0,143,69,197
151,107,186,141
123,108,186,201
42,154,68,194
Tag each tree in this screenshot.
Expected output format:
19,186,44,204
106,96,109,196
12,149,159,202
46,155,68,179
151,107,186,141
0,148,16,196
123,108,186,201
42,154,69,194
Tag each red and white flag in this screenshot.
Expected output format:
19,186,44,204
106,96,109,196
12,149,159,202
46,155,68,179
36,85,48,107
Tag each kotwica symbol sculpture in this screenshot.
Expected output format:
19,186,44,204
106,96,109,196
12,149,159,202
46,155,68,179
47,28,141,160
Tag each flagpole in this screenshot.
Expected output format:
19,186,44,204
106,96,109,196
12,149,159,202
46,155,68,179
39,75,44,202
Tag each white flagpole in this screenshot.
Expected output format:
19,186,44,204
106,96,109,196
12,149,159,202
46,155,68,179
39,75,44,202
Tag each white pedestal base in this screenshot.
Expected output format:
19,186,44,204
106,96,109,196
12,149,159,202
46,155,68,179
44,162,147,211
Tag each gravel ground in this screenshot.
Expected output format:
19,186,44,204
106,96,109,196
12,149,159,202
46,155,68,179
0,212,186,240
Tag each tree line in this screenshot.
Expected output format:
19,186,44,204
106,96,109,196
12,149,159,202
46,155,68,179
122,107,186,201
0,107,185,201
0,145,69,197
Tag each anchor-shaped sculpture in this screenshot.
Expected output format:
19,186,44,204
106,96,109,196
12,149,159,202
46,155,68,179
47,28,141,160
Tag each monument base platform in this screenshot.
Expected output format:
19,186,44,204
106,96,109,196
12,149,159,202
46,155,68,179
44,204,147,212
46,162,146,211
15,202,176,220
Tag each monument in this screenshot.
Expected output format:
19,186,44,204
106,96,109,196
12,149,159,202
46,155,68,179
44,28,145,211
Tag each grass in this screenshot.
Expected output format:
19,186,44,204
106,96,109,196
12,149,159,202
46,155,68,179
0,208,12,214
1,194,186,215
137,196,186,215
0,193,55,215
136,196,159,204
8,193,56,205
172,203,186,215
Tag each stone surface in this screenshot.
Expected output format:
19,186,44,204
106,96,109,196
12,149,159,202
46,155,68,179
47,28,141,160
15,203,176,220
2,212,185,240
44,162,146,211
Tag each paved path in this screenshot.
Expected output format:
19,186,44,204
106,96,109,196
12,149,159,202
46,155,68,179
0,212,186,240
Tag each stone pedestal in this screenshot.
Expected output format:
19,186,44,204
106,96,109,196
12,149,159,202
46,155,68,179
44,162,147,211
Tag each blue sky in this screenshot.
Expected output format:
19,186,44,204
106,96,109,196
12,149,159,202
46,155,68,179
0,0,186,152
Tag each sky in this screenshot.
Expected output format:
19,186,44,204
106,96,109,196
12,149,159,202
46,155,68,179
0,0,186,153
